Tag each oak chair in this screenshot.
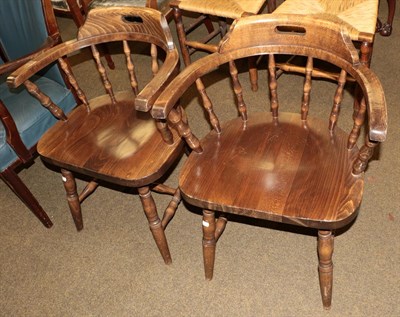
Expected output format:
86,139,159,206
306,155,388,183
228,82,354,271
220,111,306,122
8,5,186,264
153,14,387,308
0,0,77,228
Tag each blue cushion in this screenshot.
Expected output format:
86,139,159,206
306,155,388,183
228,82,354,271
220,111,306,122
0,0,65,85
0,75,76,171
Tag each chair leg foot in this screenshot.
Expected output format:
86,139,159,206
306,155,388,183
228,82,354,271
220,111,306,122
61,169,83,231
318,230,334,310
1,168,53,228
139,186,172,264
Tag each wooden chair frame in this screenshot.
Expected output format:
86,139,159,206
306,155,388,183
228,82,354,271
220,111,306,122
150,14,387,308
8,6,185,263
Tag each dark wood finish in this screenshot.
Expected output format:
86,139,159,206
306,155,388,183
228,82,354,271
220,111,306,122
8,7,189,263
377,0,396,36
318,230,334,310
0,0,78,227
0,167,53,228
154,14,387,308
139,186,172,264
61,168,83,230
56,0,116,69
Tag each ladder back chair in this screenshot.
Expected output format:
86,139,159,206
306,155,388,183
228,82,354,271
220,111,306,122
152,14,388,308
0,0,77,228
8,5,184,264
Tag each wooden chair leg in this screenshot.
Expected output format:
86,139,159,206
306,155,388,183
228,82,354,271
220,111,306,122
380,0,395,36
202,209,217,280
360,41,373,67
318,230,334,310
138,186,172,264
203,16,215,34
1,168,53,228
61,169,83,231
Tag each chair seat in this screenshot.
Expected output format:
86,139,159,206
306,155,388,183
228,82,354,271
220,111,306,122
179,112,364,229
177,0,267,19
0,75,76,171
38,90,184,187
273,0,378,40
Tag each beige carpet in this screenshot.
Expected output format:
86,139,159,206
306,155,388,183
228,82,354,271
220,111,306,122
1,2,399,316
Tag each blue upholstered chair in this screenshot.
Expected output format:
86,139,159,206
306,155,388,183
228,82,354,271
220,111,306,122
0,0,77,227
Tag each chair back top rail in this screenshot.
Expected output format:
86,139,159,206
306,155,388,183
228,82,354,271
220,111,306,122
152,14,387,142
7,6,179,111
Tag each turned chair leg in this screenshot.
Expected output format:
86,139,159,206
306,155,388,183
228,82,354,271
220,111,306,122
138,186,172,264
1,168,53,228
318,230,334,310
61,169,83,231
202,210,217,280
202,210,228,280
379,0,395,36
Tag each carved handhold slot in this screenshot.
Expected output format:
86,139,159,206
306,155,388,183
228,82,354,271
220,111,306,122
24,80,67,121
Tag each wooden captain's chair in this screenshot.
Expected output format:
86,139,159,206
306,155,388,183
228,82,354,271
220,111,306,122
152,14,387,308
8,5,187,264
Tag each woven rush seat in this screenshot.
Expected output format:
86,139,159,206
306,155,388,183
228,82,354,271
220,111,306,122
273,0,379,41
177,0,267,19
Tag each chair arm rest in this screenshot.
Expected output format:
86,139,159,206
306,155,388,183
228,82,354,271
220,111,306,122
135,50,180,113
0,100,31,163
0,36,58,75
358,68,388,142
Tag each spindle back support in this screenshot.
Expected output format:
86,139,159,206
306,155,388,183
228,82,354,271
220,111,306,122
154,14,387,146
